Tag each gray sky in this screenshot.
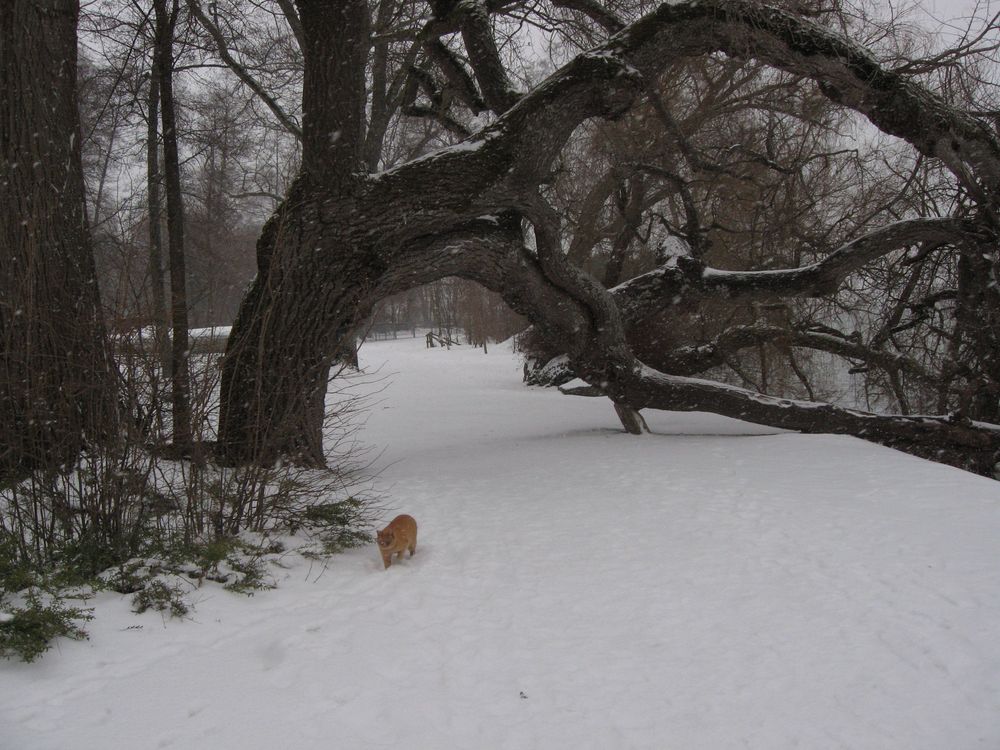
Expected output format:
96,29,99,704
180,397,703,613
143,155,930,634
911,0,996,36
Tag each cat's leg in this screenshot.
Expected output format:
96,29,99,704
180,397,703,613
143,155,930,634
381,551,391,569
408,540,416,557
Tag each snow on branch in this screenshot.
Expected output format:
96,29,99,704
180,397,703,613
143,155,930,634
613,218,984,322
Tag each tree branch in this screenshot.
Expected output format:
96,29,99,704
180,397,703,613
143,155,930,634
613,218,984,324
621,366,1000,461
273,0,305,51
185,0,302,140
454,0,522,113
442,219,1000,472
654,323,941,387
550,0,624,34
423,38,488,113
617,1,1000,203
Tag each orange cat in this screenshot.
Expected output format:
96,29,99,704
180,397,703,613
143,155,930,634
377,514,417,569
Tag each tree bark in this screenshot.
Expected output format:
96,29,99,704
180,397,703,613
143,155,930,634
217,192,355,465
153,0,192,450
145,50,169,373
0,0,115,479
297,0,369,182
217,0,375,465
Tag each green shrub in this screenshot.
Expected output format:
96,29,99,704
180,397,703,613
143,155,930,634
179,536,276,594
0,591,91,663
131,578,190,619
291,497,374,553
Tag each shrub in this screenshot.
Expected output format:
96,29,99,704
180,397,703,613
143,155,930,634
0,350,381,659
130,578,190,619
291,497,376,554
0,591,92,663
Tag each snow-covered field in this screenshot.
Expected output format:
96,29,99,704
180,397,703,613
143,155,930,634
4,336,1000,749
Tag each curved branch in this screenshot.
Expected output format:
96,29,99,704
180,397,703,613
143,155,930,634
550,0,624,34
370,0,1000,248
220,0,1000,474
446,222,1000,472
614,1,1000,201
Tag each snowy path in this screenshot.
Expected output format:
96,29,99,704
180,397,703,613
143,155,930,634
3,337,1000,749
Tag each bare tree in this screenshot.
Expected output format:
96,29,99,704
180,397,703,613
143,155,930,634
204,0,1000,474
58,1,1000,474
153,0,193,450
184,83,260,325
146,47,170,368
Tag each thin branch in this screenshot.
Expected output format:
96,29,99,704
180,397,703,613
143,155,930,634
185,0,302,140
550,0,624,34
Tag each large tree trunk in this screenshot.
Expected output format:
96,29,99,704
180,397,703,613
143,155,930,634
217,0,371,465
217,180,394,465
0,0,115,479
217,192,356,465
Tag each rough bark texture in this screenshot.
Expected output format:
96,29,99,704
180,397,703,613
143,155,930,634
217,0,373,465
298,0,369,181
0,0,115,478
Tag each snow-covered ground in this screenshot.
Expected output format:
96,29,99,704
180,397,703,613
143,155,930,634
4,336,1000,749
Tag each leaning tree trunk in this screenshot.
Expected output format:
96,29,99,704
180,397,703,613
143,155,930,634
0,0,115,479
217,0,371,466
216,189,366,466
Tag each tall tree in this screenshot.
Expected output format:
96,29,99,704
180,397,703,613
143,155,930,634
210,0,1000,473
217,0,371,464
146,41,170,371
0,0,115,479
153,0,192,450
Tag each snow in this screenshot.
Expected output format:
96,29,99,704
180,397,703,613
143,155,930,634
4,337,1000,749
375,136,488,177
190,326,231,339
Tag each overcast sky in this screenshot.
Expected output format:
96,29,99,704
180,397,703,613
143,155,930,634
911,0,996,34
